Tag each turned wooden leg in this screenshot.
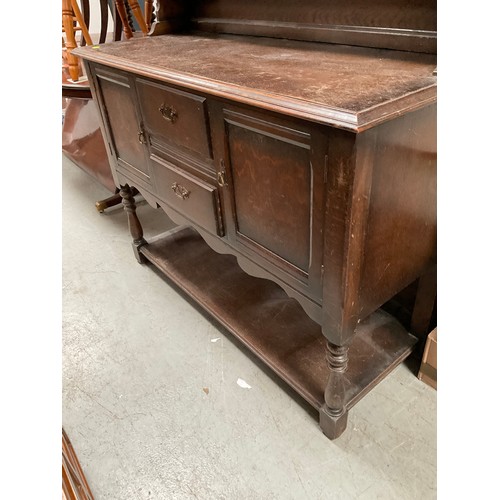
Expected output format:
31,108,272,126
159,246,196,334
70,0,93,45
114,0,134,39
119,184,147,262
62,0,80,82
96,187,138,213
319,341,349,439
144,0,153,30
128,0,149,34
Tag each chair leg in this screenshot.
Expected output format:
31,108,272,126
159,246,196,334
62,0,80,81
114,0,134,39
95,188,139,213
128,0,149,34
70,0,93,45
144,0,153,30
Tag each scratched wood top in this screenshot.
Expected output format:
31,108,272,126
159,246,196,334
75,33,437,131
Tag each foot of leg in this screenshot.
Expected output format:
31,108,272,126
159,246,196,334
319,406,348,440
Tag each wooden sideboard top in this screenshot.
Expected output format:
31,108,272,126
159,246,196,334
75,33,436,131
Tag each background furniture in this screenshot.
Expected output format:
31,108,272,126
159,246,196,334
62,0,149,211
75,0,436,439
114,0,149,38
62,428,94,500
62,0,93,83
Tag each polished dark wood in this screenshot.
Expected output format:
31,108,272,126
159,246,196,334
149,0,190,35
410,267,437,344
148,0,436,53
208,104,328,302
191,0,437,53
119,184,147,262
92,66,152,192
139,227,417,411
77,34,436,132
320,342,349,439
75,0,436,439
136,78,213,160
321,105,437,347
150,155,224,236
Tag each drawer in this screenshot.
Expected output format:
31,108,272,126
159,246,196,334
151,156,223,236
136,78,212,160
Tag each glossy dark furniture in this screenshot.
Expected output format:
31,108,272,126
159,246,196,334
74,0,436,439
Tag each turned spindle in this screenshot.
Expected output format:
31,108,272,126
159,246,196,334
119,184,147,262
319,341,349,439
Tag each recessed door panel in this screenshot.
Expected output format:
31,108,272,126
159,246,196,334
216,107,327,299
227,120,311,274
94,68,150,184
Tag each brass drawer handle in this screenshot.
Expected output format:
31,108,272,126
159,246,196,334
159,104,178,123
171,182,190,200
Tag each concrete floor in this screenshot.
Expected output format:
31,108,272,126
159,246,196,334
62,154,437,499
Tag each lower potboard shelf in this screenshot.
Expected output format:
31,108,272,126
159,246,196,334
139,226,417,412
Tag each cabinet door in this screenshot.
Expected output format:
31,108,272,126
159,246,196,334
210,104,328,301
92,66,151,189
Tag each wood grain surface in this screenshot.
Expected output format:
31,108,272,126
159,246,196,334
75,33,436,131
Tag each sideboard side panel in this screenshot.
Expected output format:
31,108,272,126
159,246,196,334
358,105,437,317
321,129,358,345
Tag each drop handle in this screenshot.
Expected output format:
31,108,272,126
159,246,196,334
171,182,190,200
159,104,178,123
138,124,150,145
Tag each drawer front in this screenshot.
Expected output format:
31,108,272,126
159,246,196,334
151,156,223,236
136,78,212,160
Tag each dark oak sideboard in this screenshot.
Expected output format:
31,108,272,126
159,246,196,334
74,0,436,439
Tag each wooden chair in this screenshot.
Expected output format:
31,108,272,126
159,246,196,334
62,0,149,82
62,0,148,211
114,0,151,39
62,0,93,83
62,428,94,500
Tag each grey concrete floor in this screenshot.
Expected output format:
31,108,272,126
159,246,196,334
62,154,437,499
